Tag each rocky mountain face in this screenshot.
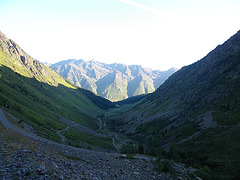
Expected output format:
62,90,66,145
51,59,176,101
0,31,72,87
110,31,240,178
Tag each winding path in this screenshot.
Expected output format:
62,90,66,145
97,114,131,150
0,109,169,179
0,109,48,143
56,114,105,137
97,114,118,149
0,109,117,151
0,108,104,153
111,137,117,149
98,118,102,131
56,126,69,143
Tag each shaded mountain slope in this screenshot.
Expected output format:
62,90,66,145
51,59,176,101
110,31,240,178
0,31,115,149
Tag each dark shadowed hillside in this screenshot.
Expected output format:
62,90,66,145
109,30,240,179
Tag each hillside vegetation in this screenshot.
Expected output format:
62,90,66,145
109,30,240,179
0,31,115,149
2,29,240,179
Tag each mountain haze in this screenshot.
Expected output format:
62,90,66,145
51,59,176,101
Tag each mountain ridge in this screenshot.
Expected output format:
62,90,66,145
51,59,176,101
119,30,240,134
0,30,115,150
0,31,74,88
108,30,240,178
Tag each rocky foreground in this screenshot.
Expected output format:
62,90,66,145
0,109,197,180
0,126,173,180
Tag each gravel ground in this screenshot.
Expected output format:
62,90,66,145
0,109,174,179
0,134,173,180
0,109,196,179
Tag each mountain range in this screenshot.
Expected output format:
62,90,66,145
51,59,176,101
1,29,240,179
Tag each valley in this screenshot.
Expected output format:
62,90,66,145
1,29,240,180
0,109,168,179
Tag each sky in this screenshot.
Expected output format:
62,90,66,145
0,0,240,70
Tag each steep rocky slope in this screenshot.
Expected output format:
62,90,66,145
0,31,115,149
0,32,73,87
51,59,176,101
110,30,240,178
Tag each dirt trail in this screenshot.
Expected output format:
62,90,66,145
97,114,118,149
56,114,105,137
98,114,132,150
98,118,102,131
0,108,170,179
0,109,198,179
0,109,47,143
56,127,69,143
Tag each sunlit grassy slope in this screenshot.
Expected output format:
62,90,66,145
0,31,115,149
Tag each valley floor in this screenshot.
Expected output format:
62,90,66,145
0,109,172,179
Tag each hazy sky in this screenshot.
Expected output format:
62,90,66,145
0,0,240,70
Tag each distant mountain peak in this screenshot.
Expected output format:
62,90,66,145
51,59,175,101
0,31,115,113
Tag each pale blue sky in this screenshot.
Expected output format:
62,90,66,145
1,0,240,70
